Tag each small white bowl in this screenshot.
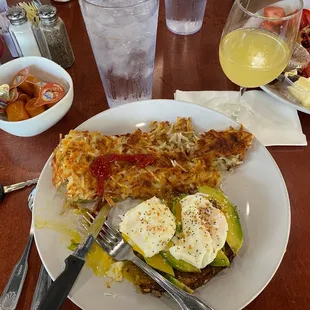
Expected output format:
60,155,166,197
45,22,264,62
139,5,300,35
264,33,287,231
0,56,73,137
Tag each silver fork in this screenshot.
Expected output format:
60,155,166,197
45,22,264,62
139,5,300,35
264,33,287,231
83,213,214,310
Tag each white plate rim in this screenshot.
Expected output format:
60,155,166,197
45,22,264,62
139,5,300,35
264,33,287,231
261,84,310,114
260,0,310,114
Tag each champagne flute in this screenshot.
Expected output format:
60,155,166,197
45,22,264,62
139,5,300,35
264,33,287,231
215,0,303,121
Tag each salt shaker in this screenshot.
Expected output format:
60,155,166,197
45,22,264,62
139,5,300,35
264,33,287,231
6,7,42,57
38,5,75,69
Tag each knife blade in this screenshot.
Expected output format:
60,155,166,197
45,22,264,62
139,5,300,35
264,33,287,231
37,209,107,310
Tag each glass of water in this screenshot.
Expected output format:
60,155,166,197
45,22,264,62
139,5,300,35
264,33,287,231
79,0,159,108
165,0,207,35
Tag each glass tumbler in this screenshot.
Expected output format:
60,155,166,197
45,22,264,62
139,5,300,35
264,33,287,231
165,0,208,35
79,0,159,108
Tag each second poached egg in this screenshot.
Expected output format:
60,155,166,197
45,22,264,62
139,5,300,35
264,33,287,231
169,193,228,269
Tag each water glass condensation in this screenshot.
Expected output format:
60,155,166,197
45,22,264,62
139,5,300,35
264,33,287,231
165,0,207,35
79,0,159,108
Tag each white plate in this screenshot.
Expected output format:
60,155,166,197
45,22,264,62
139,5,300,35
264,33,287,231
33,100,290,310
261,0,310,114
261,82,310,114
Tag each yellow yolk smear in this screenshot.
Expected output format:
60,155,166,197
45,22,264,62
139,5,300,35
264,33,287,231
86,242,114,276
34,219,81,244
35,218,114,276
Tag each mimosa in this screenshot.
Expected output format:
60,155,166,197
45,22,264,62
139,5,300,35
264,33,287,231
219,28,290,87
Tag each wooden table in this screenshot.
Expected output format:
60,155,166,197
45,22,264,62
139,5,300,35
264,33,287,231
1,0,309,309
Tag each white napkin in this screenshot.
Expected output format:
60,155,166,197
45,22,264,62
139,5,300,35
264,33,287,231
174,90,307,146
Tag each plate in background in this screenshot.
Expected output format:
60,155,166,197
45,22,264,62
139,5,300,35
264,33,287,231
261,0,310,114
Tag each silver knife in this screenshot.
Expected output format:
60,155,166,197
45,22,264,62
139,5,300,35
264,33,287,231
30,265,52,310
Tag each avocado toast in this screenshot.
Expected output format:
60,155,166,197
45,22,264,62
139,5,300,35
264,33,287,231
121,186,243,296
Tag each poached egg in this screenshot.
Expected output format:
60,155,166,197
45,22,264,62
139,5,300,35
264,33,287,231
119,197,176,257
169,193,228,269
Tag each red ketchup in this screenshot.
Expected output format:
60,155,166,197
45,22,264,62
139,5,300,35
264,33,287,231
90,154,156,195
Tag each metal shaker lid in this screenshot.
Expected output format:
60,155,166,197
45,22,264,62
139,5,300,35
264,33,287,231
6,7,27,26
38,5,58,23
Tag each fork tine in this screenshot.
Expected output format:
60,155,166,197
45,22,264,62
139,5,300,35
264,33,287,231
83,212,121,241
101,225,120,242
82,211,126,256
97,236,111,253
103,221,121,236
81,222,112,251
82,214,92,226
99,226,117,244
81,223,89,231
86,211,95,220
79,214,116,255
82,213,119,242
81,212,134,261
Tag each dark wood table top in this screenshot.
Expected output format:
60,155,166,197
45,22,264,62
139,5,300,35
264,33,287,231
1,0,310,309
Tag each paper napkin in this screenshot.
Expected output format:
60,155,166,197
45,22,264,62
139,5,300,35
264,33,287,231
174,90,307,146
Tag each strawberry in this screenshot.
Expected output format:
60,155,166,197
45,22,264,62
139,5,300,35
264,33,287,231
301,64,310,78
264,6,285,25
298,25,310,49
300,9,310,30
261,21,279,33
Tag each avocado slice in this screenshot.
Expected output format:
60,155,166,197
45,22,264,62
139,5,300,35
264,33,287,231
210,249,230,267
67,240,79,251
198,186,243,254
171,200,182,233
145,255,175,276
163,274,193,294
160,251,200,273
122,234,175,276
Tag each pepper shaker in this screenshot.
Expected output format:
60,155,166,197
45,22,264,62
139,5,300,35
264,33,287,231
38,5,75,69
6,7,42,57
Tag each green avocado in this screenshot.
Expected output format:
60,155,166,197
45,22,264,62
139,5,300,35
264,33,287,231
171,200,182,233
160,251,201,273
67,240,79,251
210,249,230,267
198,186,243,254
163,274,193,294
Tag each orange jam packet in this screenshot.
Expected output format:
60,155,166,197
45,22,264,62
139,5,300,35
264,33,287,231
5,100,30,122
11,68,40,97
25,98,45,117
0,84,10,102
35,83,65,108
9,88,19,102
19,93,32,104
